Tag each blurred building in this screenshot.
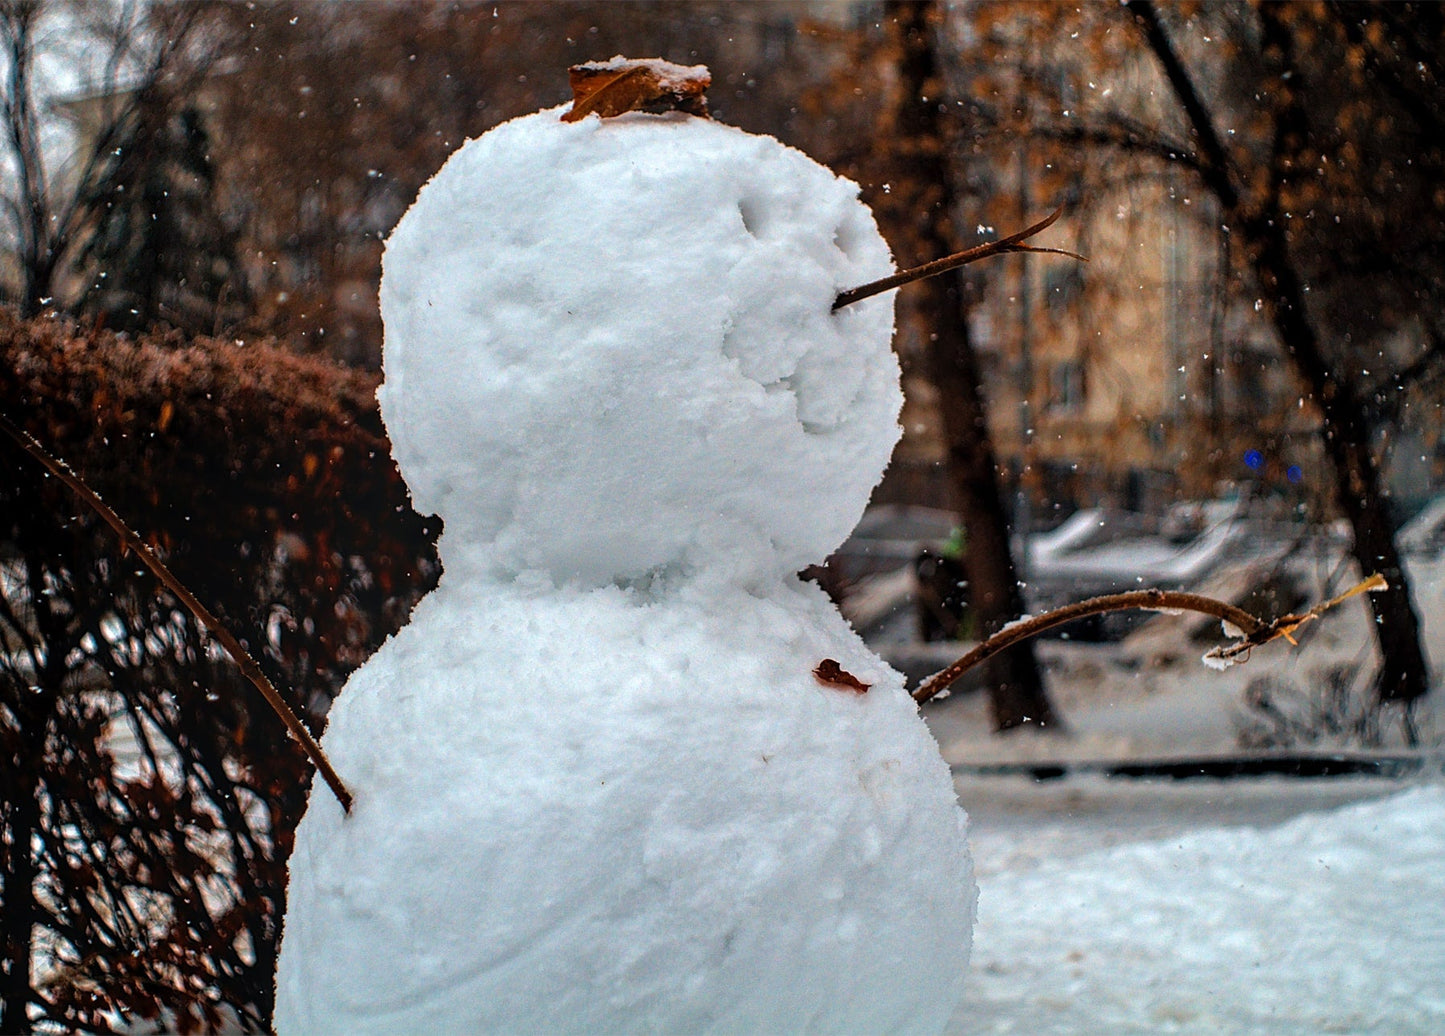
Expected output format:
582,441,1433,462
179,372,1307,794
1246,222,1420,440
972,176,1315,520
45,1,1442,526
880,14,1326,525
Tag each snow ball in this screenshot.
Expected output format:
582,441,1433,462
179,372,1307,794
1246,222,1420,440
275,576,976,1034
378,107,900,586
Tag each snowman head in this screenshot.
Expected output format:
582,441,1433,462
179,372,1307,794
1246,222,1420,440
378,107,902,587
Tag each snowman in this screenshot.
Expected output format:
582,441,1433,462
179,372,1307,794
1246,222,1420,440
274,60,975,1034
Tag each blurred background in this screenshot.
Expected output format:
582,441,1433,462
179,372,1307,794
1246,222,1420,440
2,1,1442,1030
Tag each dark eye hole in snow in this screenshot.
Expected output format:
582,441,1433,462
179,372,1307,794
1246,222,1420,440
737,198,763,238
832,216,866,261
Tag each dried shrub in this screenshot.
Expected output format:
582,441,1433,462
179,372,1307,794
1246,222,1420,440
1237,665,1396,751
0,311,436,1031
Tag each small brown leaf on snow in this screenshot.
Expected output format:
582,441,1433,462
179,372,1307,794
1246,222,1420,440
813,659,871,694
562,56,710,123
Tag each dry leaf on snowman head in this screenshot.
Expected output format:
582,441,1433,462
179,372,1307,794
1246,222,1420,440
813,659,871,694
562,57,711,123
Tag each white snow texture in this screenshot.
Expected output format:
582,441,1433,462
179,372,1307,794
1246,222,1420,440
274,106,975,1034
375,105,902,587
961,785,1445,1033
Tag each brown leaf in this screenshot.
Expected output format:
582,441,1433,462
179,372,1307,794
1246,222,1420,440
562,57,710,123
813,658,871,694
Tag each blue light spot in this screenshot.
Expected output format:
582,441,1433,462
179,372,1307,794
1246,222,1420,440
1244,449,1264,470
1286,465,1303,483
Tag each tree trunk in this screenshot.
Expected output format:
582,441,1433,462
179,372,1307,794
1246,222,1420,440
1128,0,1429,708
1252,225,1428,704
887,0,1060,731
2,0,50,320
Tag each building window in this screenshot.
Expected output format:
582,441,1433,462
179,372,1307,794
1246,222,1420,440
1227,344,1273,419
1044,264,1085,316
1047,359,1087,412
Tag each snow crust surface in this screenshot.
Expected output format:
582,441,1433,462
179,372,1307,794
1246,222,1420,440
926,552,1445,1033
955,784,1445,1034
275,105,974,1034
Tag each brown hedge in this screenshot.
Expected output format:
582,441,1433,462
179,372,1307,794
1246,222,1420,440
0,309,436,1032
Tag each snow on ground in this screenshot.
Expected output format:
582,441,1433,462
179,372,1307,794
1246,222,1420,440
914,552,1445,1033
949,782,1445,1034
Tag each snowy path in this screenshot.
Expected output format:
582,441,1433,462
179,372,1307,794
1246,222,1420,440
947,778,1445,1034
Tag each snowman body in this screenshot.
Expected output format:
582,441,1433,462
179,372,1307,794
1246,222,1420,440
275,106,975,1034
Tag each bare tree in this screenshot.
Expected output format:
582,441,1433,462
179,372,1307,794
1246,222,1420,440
1121,0,1431,710
0,0,203,317
959,0,1437,720
881,0,1059,731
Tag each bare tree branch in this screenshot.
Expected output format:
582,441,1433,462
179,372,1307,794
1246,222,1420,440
0,0,206,314
1124,0,1240,211
915,575,1387,704
0,411,354,814
1031,115,1204,176
834,205,1084,310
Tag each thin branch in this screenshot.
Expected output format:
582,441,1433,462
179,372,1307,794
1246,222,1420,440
913,576,1386,704
833,205,1086,311
1206,572,1388,665
1124,0,1240,210
915,588,1257,703
1032,118,1204,176
0,411,353,814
